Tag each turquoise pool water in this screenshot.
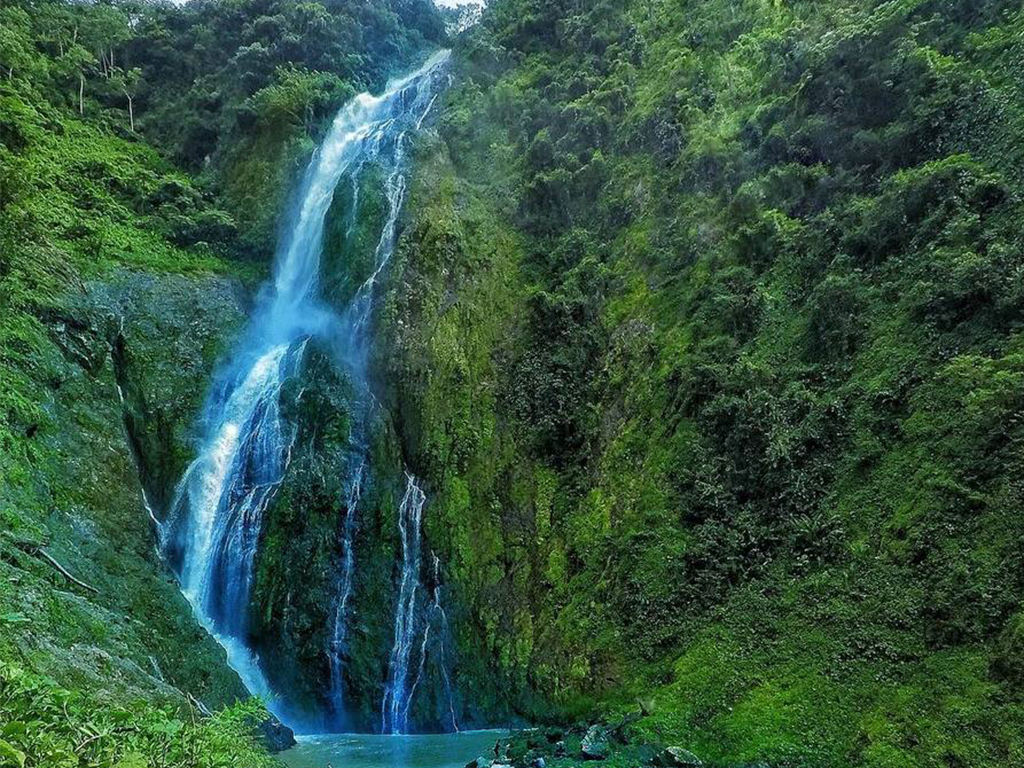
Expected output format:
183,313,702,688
279,730,505,768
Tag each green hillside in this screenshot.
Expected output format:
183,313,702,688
3,0,1024,766
375,1,1024,764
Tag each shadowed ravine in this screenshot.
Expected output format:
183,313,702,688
159,50,454,733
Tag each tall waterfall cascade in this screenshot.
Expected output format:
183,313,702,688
380,475,459,734
381,474,427,734
159,50,456,731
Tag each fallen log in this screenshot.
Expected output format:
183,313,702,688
22,543,99,595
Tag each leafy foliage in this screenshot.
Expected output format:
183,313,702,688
0,0,445,256
0,664,277,768
377,0,1024,764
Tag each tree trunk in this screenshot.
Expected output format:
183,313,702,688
79,74,84,115
125,91,135,132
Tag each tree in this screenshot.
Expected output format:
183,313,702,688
78,2,131,80
247,65,350,133
0,6,35,81
110,65,142,131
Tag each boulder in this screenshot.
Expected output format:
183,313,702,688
655,747,703,768
580,726,609,760
466,758,492,768
257,714,296,753
532,759,546,768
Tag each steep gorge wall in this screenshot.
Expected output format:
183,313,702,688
0,269,251,708
246,138,494,733
360,1,1024,765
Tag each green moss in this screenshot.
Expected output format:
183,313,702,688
360,0,1024,761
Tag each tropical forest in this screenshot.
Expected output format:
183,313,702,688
2,1,1024,767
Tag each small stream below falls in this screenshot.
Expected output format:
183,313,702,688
280,731,504,768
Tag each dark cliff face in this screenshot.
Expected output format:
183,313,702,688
245,157,486,734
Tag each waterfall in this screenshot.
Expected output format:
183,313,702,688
432,553,460,734
399,553,460,734
327,456,363,724
381,474,427,734
323,49,447,728
160,50,453,725
381,480,460,734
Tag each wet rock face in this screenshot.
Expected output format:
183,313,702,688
81,271,248,513
4,268,252,711
246,346,363,729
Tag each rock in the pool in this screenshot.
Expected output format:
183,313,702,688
580,726,609,760
655,747,703,767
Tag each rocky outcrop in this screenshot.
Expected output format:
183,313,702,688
1,268,250,711
93,271,248,512
486,726,704,768
256,713,297,752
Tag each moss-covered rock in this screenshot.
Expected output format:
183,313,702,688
1,268,250,709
